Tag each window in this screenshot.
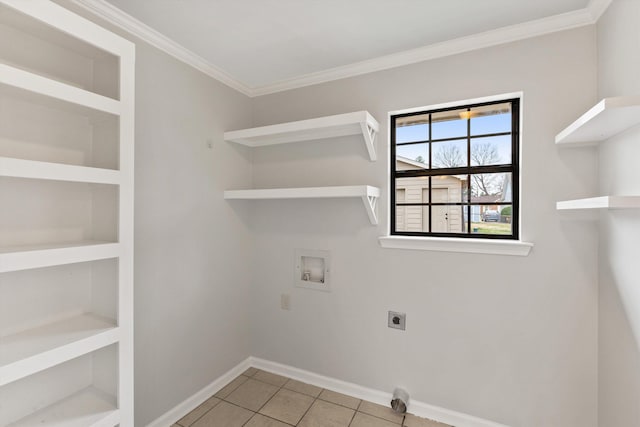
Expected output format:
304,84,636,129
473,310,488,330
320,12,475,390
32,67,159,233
391,98,519,240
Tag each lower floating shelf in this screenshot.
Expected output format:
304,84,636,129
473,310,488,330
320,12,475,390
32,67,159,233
557,196,640,210
224,185,381,224
8,387,119,427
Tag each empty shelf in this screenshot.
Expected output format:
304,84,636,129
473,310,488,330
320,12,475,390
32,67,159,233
224,185,381,224
8,387,119,427
556,96,640,145
0,241,120,273
557,196,640,210
224,111,379,161
0,157,121,185
0,63,121,117
0,314,119,386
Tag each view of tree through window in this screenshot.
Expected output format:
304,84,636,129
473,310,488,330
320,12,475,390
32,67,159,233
391,99,519,239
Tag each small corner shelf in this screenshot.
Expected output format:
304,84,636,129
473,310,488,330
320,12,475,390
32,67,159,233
224,185,381,224
557,196,640,210
555,95,640,145
224,111,380,161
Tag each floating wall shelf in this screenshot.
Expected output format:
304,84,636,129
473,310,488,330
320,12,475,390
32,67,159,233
224,185,381,224
224,111,380,161
557,196,640,210
556,96,640,145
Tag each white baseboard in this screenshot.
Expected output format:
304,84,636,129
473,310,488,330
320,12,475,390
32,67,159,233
146,357,252,427
147,355,509,427
250,357,509,427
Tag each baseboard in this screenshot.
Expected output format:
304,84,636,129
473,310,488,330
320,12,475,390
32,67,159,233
250,357,510,427
146,357,252,427
147,355,509,427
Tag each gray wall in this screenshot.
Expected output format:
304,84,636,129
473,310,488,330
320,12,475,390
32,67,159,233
597,1,640,426
132,44,254,426
250,28,599,427
54,2,255,425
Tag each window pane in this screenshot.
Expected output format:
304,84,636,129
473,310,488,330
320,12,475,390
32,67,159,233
396,143,428,168
471,205,513,235
395,177,429,232
432,139,467,169
470,173,512,203
470,102,511,136
432,109,467,140
431,175,467,203
396,114,428,143
470,135,511,166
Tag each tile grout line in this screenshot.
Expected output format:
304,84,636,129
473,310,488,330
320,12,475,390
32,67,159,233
180,369,416,427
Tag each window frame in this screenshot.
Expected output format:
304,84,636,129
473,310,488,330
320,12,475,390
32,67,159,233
390,97,520,240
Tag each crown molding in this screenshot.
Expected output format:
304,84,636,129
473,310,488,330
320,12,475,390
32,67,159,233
70,0,611,98
588,0,613,21
70,0,253,96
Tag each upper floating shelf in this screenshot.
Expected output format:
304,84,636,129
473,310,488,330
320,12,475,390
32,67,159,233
224,111,380,161
556,96,640,145
557,196,640,210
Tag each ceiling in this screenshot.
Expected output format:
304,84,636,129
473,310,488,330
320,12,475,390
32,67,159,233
73,0,604,96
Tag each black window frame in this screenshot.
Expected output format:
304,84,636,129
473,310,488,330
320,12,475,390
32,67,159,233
390,98,520,240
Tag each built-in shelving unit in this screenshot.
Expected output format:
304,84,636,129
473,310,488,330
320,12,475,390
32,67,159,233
224,111,380,161
0,1,134,425
224,185,381,224
555,96,640,145
555,96,640,213
557,196,640,210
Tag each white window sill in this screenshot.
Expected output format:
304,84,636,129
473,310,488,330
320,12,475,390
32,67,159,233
378,236,533,256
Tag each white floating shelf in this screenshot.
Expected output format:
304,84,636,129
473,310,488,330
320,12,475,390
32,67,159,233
8,387,119,427
557,196,640,210
0,314,118,387
0,63,121,116
224,185,381,224
0,157,121,185
0,241,120,273
556,96,640,145
224,111,380,161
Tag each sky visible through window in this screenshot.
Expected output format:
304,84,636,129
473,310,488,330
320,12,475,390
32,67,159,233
396,111,512,166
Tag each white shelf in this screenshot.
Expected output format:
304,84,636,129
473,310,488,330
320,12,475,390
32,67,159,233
0,314,118,387
0,241,120,273
224,185,381,224
224,111,380,161
8,387,119,427
556,96,640,145
0,157,120,185
0,63,121,117
557,196,640,210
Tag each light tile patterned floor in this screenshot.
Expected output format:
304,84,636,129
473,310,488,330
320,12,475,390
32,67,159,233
172,368,452,427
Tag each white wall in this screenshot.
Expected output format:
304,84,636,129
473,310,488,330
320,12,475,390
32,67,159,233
249,28,599,427
53,2,255,425
596,1,640,426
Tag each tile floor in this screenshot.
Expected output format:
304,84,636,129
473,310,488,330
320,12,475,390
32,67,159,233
172,368,452,427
